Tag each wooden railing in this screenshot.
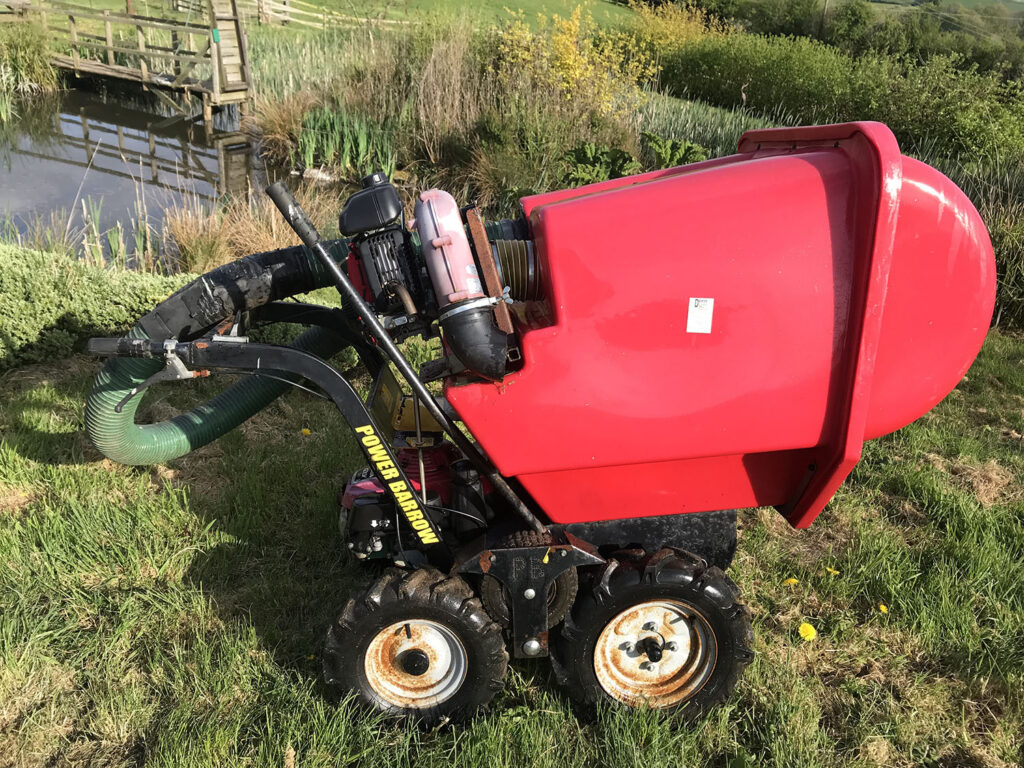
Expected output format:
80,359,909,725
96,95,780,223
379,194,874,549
24,0,251,115
236,0,410,30
0,0,32,20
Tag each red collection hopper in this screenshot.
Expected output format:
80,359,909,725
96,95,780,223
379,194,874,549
446,123,996,528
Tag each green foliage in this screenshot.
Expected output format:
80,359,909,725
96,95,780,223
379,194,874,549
821,0,874,56
0,22,56,92
640,93,774,158
0,22,57,124
641,131,708,168
297,104,398,178
659,32,1024,159
0,244,188,371
734,0,1024,81
560,142,641,186
740,0,823,38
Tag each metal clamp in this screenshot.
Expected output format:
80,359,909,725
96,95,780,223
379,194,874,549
114,340,210,413
437,296,499,323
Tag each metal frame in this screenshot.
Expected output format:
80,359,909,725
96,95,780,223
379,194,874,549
460,532,603,658
107,335,453,563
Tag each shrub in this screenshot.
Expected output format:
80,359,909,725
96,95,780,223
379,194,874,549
0,245,189,371
630,2,720,58
560,143,642,186
740,0,822,38
489,7,657,122
661,33,852,122
657,31,1024,159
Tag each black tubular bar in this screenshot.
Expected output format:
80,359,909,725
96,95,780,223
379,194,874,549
180,339,452,562
265,182,546,534
253,301,387,378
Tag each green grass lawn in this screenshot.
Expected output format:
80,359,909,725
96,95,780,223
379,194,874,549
1,323,1022,766
329,0,633,25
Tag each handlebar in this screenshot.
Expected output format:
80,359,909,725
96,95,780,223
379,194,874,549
266,181,321,250
87,337,160,358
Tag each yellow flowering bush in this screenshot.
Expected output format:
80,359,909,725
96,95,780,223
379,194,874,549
630,0,722,59
488,6,658,121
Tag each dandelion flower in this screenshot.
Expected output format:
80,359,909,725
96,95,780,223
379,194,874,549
878,604,888,614
783,577,799,586
798,622,817,641
825,567,840,576
301,428,311,436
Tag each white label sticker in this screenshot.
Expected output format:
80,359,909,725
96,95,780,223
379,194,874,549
686,297,714,334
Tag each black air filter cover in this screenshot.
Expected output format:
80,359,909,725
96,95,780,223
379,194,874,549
338,173,402,237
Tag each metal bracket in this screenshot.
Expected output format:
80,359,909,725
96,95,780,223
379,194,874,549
114,340,210,413
460,531,604,658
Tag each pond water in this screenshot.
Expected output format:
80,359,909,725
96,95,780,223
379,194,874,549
0,84,266,254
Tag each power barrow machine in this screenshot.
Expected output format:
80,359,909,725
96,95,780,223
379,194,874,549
85,122,995,723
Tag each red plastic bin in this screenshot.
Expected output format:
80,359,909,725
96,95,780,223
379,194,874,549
446,123,995,528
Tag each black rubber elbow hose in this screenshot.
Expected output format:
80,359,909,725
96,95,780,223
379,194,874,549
84,240,349,465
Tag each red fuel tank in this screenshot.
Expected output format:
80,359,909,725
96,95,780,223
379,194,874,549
445,123,995,528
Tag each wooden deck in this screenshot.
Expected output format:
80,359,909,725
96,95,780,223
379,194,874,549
21,0,252,120
11,0,406,121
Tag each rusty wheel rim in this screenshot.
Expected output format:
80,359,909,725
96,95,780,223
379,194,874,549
363,619,468,709
593,599,717,708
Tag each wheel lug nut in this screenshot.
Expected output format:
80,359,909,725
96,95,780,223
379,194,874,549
642,622,655,631
665,642,677,652
639,661,651,670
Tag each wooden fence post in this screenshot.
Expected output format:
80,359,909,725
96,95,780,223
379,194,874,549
171,29,181,78
104,11,115,66
68,14,80,73
137,23,148,86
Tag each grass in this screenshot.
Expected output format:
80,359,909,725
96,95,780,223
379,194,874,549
0,22,57,124
1,243,1022,765
329,0,634,26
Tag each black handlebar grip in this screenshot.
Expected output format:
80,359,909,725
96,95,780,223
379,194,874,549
87,337,154,358
266,181,322,250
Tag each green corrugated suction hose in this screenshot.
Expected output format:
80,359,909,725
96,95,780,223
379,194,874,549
84,240,349,466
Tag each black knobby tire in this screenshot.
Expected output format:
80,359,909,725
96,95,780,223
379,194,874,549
323,567,509,724
552,549,753,719
479,529,579,628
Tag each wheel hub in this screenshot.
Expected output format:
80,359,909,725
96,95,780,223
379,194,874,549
593,599,717,708
398,648,431,676
364,620,468,708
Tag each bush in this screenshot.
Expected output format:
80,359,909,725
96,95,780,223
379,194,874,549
660,33,853,122
0,245,189,371
658,31,1024,159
